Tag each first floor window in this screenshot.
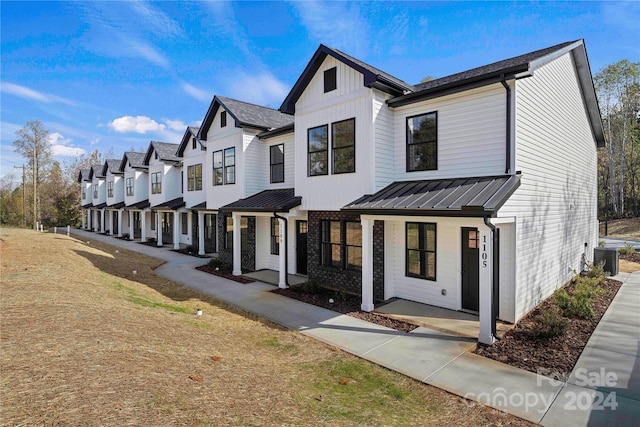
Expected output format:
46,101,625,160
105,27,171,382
181,213,188,234
406,222,436,280
308,125,328,176
321,220,341,268
271,218,280,255
150,211,156,230
406,112,437,172
224,216,233,250
126,177,134,196
270,144,284,183
345,222,362,271
332,118,355,174
320,220,362,270
151,172,162,194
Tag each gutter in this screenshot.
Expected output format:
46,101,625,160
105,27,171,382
273,212,289,287
500,76,512,174
483,215,500,340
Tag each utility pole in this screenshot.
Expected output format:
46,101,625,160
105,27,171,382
13,164,26,227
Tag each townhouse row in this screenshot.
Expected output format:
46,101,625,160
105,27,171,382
79,40,605,343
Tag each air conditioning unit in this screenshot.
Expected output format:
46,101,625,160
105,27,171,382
593,248,619,276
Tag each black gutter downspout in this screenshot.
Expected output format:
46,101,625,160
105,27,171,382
273,212,289,287
501,76,512,174
483,215,501,340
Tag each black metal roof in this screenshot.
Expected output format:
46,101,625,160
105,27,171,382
342,175,521,217
107,201,126,209
127,199,150,210
280,44,412,114
152,197,185,210
94,202,107,209
219,188,301,212
81,202,93,209
120,151,147,172
190,201,207,210
143,141,180,165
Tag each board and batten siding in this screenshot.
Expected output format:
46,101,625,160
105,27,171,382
373,90,395,192
182,154,206,208
92,178,106,204
499,52,599,321
259,133,296,191
391,84,507,181
204,129,244,210
243,130,265,197
255,216,279,271
294,56,375,211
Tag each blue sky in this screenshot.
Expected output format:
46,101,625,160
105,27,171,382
1,1,638,179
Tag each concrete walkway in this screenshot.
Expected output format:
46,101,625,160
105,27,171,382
70,229,640,425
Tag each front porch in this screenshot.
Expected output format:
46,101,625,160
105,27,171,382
241,269,307,286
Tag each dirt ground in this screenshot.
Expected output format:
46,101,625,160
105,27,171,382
599,217,640,240
0,228,532,426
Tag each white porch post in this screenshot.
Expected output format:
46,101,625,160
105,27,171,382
232,213,242,276
478,226,495,345
278,217,287,289
140,210,147,242
128,210,134,239
92,210,97,231
118,209,124,237
101,209,106,233
81,210,86,229
157,212,163,246
198,211,205,255
361,218,375,312
173,211,180,250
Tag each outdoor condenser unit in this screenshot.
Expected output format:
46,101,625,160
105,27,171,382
593,247,619,276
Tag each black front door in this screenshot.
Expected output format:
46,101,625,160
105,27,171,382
112,211,118,235
461,227,479,312
296,220,308,275
133,212,141,238
204,214,216,253
162,212,173,244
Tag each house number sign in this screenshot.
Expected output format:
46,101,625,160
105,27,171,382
481,235,489,268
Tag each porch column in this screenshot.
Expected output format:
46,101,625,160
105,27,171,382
198,211,205,255
118,209,124,237
361,218,375,312
232,213,242,276
81,210,86,229
478,227,495,345
173,211,180,250
129,210,134,239
157,212,163,246
278,217,287,289
140,210,147,242
92,210,97,231
101,209,106,233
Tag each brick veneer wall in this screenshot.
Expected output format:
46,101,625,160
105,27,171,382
307,211,385,302
217,213,256,272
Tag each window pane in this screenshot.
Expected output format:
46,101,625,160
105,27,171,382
426,225,436,251
347,246,362,270
333,146,355,174
224,148,235,166
330,244,341,267
407,223,419,249
408,142,436,171
408,113,436,144
271,164,284,183
226,166,235,184
346,222,361,246
309,152,327,176
427,253,436,279
308,126,328,152
213,151,223,169
407,250,421,276
332,119,354,148
329,221,340,243
270,144,284,164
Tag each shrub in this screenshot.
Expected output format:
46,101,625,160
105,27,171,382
563,293,594,319
531,307,568,338
554,289,570,310
619,242,636,255
122,233,130,240
574,276,603,299
301,280,322,294
207,258,232,272
586,260,608,278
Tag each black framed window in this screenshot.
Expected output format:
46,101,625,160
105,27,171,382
150,210,156,230
107,181,113,197
324,67,337,93
308,125,328,176
213,151,223,186
194,163,202,190
224,216,233,250
270,144,285,183
270,217,280,255
187,164,202,191
192,137,197,150
406,112,437,172
224,147,235,184
82,187,86,199
406,222,436,280
321,220,341,268
345,222,362,271
221,111,227,127
151,172,162,194
240,217,248,254
181,213,188,235
332,118,355,174
126,177,134,196
93,184,98,198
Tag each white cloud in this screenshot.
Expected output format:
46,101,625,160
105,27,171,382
164,119,187,131
128,0,184,38
230,73,289,107
182,82,211,102
108,116,166,134
128,39,171,69
47,132,87,157
1,82,76,105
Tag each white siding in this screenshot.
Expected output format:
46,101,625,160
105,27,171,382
243,130,264,197
258,133,296,191
297,56,365,110
497,222,516,323
92,177,106,205
182,145,207,208
106,173,124,205
205,128,244,210
255,216,279,271
373,90,395,191
392,84,507,181
500,52,599,320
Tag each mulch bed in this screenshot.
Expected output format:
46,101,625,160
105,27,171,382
620,251,640,263
475,277,623,377
273,287,418,333
171,248,210,258
196,265,255,284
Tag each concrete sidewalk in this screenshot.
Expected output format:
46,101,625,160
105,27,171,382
70,229,640,425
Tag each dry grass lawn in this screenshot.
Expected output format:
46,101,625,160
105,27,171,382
599,217,640,240
0,228,531,426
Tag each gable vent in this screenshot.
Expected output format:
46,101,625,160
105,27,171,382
324,67,337,93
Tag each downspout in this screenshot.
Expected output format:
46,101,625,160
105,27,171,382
483,215,501,340
273,212,289,287
501,76,512,174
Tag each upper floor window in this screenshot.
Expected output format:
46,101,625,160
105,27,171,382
406,222,436,280
270,218,280,255
181,213,188,235
332,118,355,174
407,112,437,172
324,67,337,93
308,125,328,176
107,181,114,198
213,148,235,185
187,164,203,191
270,144,284,183
126,177,134,196
192,137,197,150
151,172,162,194
93,184,98,198
82,187,86,199
221,111,227,128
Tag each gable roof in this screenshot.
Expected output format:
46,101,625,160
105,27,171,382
280,44,413,114
119,151,147,172
77,168,90,183
88,164,104,179
102,159,123,176
143,141,180,165
198,95,294,140
176,126,203,157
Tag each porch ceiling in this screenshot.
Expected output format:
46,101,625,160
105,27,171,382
342,174,521,217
